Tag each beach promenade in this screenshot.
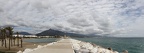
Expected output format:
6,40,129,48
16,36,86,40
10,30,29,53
21,39,74,53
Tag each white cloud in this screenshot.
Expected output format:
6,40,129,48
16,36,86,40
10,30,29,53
0,0,144,37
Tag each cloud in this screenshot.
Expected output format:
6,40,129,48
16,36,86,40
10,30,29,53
67,18,93,27
0,0,144,37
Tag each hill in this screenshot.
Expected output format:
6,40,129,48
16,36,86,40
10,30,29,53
36,29,89,37
14,32,32,35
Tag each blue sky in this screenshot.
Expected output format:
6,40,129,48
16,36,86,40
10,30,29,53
0,0,144,37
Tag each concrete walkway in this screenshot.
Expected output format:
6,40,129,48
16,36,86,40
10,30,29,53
29,39,74,53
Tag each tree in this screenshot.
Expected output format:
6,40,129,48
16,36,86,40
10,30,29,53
0,28,7,48
5,26,13,50
13,33,16,46
4,31,7,48
3,29,7,48
0,28,5,47
0,26,24,50
20,38,23,48
0,28,3,46
16,32,19,46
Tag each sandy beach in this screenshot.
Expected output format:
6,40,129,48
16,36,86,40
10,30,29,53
0,38,48,53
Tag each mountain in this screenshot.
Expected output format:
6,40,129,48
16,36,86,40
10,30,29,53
36,29,89,37
14,32,32,35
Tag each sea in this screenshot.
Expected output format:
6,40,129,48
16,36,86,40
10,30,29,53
24,37,144,53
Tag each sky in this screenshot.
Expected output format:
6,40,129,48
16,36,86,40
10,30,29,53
0,0,144,37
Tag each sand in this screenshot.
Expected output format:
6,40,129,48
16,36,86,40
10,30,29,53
23,39,74,53
0,38,48,53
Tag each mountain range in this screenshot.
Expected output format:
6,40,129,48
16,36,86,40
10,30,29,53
36,29,91,38
14,32,32,35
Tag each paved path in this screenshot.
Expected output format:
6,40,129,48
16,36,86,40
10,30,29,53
29,39,74,53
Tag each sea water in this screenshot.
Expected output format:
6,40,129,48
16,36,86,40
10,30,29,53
24,37,144,53
74,37,144,53
24,38,57,43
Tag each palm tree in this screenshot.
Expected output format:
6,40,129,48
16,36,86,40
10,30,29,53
20,38,23,48
17,32,19,46
0,28,7,48
4,29,7,48
13,32,16,46
0,28,3,46
5,26,13,50
3,28,7,48
0,28,5,47
11,31,13,46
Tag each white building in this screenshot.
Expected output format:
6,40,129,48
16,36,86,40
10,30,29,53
13,35,37,38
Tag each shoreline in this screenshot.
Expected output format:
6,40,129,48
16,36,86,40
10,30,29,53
71,39,119,53
18,38,119,53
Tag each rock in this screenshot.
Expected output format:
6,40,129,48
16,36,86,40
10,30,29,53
123,50,128,53
17,51,22,53
108,47,112,50
23,48,33,53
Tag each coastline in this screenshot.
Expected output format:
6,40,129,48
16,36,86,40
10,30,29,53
18,38,119,53
71,39,119,53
